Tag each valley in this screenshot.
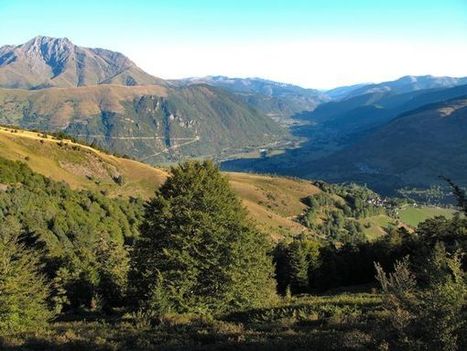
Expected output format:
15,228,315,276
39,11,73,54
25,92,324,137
222,81,467,198
1,36,466,200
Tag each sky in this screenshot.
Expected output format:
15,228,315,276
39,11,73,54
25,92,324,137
0,0,466,89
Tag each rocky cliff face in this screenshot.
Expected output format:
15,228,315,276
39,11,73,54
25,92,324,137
0,36,164,89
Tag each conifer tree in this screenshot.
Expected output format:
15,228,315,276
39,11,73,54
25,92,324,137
288,240,311,294
131,160,276,314
0,217,53,334
95,238,130,310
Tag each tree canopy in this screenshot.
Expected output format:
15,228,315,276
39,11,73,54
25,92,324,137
131,160,276,314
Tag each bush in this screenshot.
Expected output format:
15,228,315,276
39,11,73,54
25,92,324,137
375,244,466,350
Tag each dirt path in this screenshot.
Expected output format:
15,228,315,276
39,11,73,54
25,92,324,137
141,136,201,160
70,134,197,141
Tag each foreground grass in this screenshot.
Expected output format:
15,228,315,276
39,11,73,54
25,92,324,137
1,293,383,351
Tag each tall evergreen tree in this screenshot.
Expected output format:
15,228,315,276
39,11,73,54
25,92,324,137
130,160,276,314
0,216,53,335
288,240,311,294
95,238,130,311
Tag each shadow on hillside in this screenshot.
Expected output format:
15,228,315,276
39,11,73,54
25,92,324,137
1,340,102,351
1,331,371,351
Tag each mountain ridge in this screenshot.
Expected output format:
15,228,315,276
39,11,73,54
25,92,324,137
175,75,329,122
0,36,165,89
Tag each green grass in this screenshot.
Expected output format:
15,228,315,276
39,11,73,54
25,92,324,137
398,205,456,227
1,293,383,351
360,215,395,241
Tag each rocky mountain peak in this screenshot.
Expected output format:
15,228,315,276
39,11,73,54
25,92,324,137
0,36,164,89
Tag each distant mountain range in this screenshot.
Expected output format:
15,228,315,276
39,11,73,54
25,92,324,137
1,35,466,195
326,75,467,101
222,79,467,194
175,76,329,122
312,96,467,192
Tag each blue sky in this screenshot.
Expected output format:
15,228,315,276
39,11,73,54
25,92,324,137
1,0,466,88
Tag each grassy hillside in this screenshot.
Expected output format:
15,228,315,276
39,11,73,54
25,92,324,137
398,205,455,227
1,292,382,350
0,126,168,198
0,127,308,239
1,127,455,241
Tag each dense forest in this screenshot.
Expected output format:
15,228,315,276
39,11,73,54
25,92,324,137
0,157,465,350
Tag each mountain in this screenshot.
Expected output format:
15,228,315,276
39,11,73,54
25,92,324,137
298,84,467,135
175,76,329,122
0,37,288,162
324,83,370,100
308,97,467,193
337,75,467,101
0,36,165,89
0,84,286,163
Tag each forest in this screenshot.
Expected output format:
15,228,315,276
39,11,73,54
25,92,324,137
0,157,466,350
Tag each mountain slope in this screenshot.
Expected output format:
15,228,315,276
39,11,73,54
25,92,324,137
298,84,467,135
324,83,370,100
0,83,286,163
0,36,165,89
311,97,467,192
176,76,328,121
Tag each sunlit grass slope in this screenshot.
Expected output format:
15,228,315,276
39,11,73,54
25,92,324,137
0,127,312,239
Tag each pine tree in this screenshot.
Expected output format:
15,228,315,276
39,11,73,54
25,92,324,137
288,240,310,294
94,238,130,310
0,217,53,334
130,160,276,314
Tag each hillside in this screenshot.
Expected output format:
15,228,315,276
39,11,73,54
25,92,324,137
0,36,165,89
0,126,311,238
176,76,328,122
3,126,435,241
0,84,286,163
297,84,467,135
311,97,467,192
